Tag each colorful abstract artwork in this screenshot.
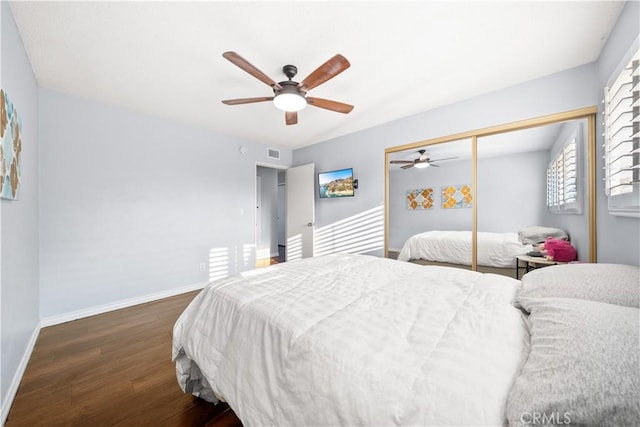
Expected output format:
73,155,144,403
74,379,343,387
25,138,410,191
442,184,472,209
0,89,22,200
407,188,434,210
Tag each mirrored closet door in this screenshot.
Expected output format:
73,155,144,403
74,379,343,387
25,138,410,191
385,107,597,276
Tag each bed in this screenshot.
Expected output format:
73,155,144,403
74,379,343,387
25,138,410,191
173,254,529,425
397,230,533,269
173,255,639,426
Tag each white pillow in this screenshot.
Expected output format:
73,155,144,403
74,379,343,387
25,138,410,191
517,226,568,244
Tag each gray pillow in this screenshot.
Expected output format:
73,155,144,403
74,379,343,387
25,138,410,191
507,298,640,427
518,226,568,245
519,263,640,309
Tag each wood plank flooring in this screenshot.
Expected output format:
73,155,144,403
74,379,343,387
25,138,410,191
5,291,242,427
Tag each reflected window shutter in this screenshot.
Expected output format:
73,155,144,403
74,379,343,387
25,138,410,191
563,140,577,203
547,137,578,211
556,155,564,205
546,165,554,206
547,161,558,207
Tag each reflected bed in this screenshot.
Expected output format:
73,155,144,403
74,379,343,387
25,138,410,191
397,230,533,273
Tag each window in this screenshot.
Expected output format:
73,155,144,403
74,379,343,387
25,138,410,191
547,136,580,213
603,42,639,217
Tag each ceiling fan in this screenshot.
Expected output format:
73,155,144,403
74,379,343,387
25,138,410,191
390,149,459,169
221,51,354,125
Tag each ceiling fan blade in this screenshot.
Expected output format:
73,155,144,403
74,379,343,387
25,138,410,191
298,54,350,91
222,51,282,90
401,164,414,169
430,164,441,167
306,97,354,114
285,111,298,125
222,97,274,105
390,160,415,164
429,156,459,162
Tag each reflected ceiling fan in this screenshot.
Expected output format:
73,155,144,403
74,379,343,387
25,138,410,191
390,149,458,169
221,51,354,125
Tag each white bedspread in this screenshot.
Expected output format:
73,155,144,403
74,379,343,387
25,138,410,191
173,254,529,426
397,230,533,268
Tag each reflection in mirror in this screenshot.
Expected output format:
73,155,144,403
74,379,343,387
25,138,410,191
477,118,589,277
385,108,596,274
388,138,474,272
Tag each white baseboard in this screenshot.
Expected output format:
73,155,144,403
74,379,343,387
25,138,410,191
1,323,40,425
40,281,207,328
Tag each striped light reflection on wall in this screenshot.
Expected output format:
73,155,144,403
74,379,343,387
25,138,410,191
314,205,384,257
208,247,230,282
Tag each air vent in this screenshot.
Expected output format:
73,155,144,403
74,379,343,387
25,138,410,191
267,148,280,160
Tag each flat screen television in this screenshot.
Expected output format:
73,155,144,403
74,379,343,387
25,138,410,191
318,168,355,198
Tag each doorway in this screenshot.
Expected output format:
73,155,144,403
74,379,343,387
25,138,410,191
256,165,286,267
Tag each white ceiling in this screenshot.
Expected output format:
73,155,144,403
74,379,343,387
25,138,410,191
9,1,624,150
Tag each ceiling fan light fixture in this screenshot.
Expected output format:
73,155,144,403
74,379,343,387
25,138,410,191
222,52,351,124
414,162,430,169
273,92,307,112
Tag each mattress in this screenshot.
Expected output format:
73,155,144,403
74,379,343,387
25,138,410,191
172,254,529,426
397,230,533,268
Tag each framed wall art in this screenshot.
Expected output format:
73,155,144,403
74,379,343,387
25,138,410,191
0,89,22,200
442,184,472,209
407,188,434,210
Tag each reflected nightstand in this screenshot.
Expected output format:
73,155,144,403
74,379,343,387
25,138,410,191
515,255,568,280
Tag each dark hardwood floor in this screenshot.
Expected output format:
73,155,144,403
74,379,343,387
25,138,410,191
5,291,242,427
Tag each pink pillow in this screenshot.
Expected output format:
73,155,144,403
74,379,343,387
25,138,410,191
543,237,577,262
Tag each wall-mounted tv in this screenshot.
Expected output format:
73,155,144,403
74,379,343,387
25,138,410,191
318,168,355,198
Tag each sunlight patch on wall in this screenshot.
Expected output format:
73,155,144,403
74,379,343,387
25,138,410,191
287,234,303,261
314,205,385,256
243,243,255,269
208,247,230,282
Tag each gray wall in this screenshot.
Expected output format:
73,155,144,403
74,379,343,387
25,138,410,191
38,89,291,319
596,0,640,266
1,1,40,416
478,151,550,234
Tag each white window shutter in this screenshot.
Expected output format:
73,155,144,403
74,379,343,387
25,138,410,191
603,44,639,216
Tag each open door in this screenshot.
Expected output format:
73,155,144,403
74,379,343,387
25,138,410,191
286,163,315,261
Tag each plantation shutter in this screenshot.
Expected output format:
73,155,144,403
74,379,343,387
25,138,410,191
603,45,639,215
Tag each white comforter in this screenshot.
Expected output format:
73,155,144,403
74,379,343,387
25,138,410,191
173,254,529,426
397,230,533,268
